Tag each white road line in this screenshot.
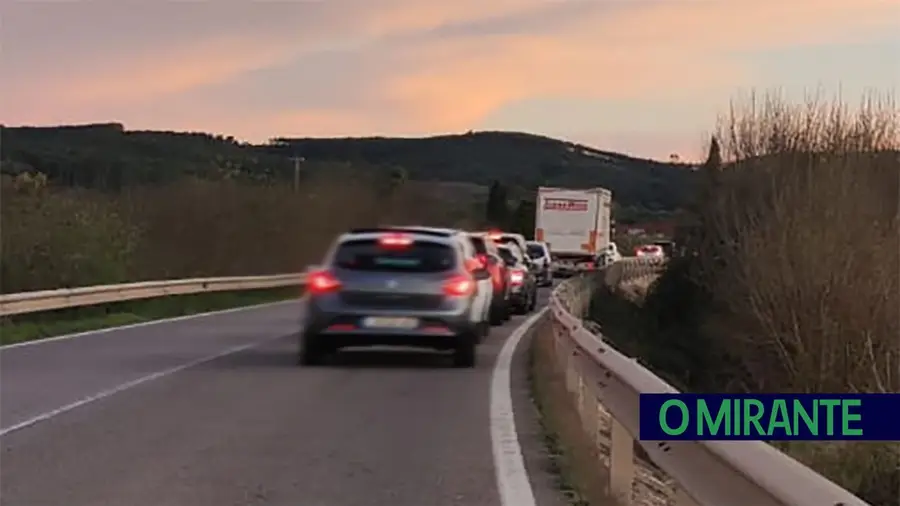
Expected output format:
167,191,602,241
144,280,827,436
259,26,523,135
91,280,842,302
490,307,547,506
0,299,299,350
0,334,287,437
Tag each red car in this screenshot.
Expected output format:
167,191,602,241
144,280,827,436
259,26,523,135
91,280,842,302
467,233,512,324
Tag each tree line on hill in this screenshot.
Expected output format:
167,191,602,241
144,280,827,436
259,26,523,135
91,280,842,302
0,124,696,220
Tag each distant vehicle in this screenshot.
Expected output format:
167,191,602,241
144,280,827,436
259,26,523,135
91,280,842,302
299,227,492,368
467,232,512,324
595,242,622,268
486,231,530,261
534,186,612,277
635,244,665,259
651,239,676,258
525,241,553,286
496,243,538,314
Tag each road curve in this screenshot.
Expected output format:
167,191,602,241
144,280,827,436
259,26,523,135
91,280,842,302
0,290,566,506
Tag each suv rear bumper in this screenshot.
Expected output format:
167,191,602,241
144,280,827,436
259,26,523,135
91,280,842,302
304,310,478,349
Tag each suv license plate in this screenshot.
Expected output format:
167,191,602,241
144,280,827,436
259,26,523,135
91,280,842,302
362,317,419,329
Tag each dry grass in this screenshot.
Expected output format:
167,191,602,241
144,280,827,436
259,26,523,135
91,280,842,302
637,89,900,504
1,171,478,293
701,90,899,395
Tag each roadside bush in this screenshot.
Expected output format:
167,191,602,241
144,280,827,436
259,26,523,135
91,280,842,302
1,170,476,293
604,90,899,504
1,179,139,291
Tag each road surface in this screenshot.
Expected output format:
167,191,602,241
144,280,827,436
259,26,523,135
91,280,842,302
0,290,566,506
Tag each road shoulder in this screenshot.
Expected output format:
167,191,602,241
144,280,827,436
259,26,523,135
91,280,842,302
510,315,577,506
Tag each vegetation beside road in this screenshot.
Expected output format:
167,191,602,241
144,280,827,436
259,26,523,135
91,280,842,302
590,90,899,505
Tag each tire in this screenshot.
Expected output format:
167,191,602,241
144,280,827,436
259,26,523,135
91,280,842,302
452,332,477,368
489,304,505,325
513,301,527,315
297,332,327,366
528,290,538,310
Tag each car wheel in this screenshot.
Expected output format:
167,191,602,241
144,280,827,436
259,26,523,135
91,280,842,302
452,332,477,368
513,301,527,315
298,332,327,366
489,304,505,326
528,291,537,311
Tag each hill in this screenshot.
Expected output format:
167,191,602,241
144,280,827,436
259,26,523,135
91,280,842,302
0,123,698,213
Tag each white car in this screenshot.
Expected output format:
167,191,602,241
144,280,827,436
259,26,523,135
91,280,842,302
635,244,665,259
595,242,622,267
525,240,553,286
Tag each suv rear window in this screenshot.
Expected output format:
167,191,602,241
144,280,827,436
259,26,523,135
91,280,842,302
333,239,456,272
468,235,488,255
497,247,517,266
526,244,545,259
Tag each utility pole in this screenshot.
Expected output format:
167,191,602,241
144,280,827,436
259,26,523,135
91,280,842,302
289,156,304,192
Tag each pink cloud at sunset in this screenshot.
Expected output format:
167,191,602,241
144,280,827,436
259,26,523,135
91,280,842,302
2,0,897,160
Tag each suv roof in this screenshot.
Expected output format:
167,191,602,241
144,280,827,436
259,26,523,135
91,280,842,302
339,229,457,248
349,226,458,238
467,232,499,255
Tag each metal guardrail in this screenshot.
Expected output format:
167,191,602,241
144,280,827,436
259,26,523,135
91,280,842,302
0,274,307,317
546,257,869,506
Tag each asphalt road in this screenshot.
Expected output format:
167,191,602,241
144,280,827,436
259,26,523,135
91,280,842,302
0,289,566,506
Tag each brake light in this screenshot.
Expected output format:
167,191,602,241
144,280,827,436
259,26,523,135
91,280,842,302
464,258,482,272
444,274,475,297
307,270,341,294
379,233,413,248
509,269,525,286
477,254,489,266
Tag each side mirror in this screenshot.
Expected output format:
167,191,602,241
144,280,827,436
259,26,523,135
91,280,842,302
472,268,491,281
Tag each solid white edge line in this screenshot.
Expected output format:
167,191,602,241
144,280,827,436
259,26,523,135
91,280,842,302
0,299,300,351
0,333,288,437
490,307,547,506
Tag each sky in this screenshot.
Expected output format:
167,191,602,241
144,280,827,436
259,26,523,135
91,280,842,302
2,0,898,162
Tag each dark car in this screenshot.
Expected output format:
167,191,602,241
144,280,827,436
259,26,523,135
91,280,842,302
496,243,538,314
467,232,512,324
299,228,492,368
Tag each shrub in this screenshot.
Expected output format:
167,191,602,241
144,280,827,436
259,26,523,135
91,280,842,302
613,90,899,504
1,170,477,292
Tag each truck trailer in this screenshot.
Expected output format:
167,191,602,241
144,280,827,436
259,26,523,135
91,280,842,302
534,186,612,277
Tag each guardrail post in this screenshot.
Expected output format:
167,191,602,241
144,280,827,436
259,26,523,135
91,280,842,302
608,418,634,504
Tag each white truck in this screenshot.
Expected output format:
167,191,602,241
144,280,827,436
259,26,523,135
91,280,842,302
534,186,612,277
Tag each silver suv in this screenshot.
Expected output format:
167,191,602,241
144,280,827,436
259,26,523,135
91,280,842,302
299,227,491,368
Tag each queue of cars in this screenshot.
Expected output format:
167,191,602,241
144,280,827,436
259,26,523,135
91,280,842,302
299,226,543,368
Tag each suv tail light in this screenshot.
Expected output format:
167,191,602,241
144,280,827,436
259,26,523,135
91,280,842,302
444,274,475,297
509,269,525,286
307,270,341,295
